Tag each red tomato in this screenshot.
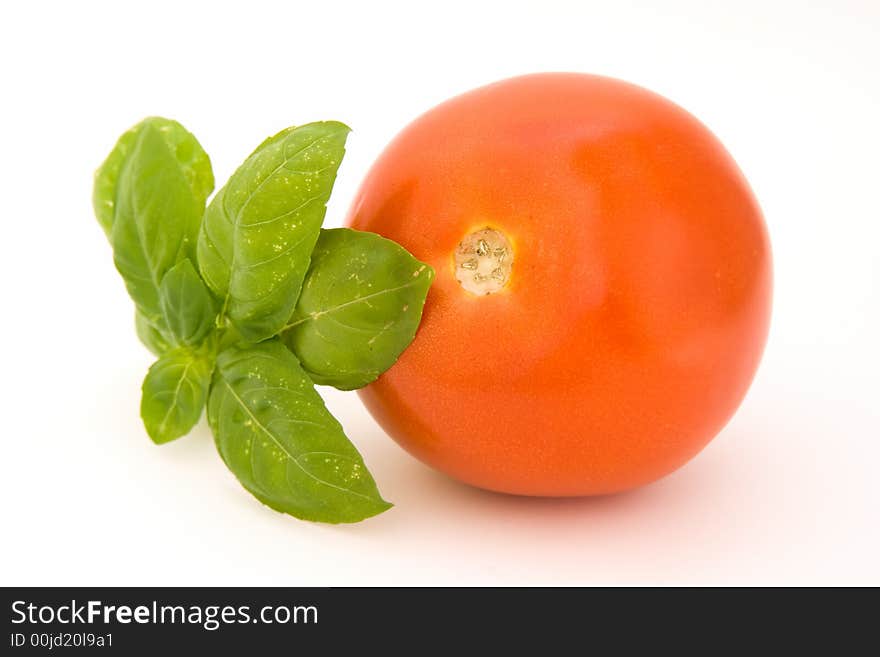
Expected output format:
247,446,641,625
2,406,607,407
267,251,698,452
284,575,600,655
348,73,772,496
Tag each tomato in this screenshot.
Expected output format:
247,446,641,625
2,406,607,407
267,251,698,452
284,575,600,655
347,73,772,496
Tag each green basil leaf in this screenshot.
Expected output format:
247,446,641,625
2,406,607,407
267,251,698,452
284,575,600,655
159,259,218,346
135,309,172,356
94,117,213,240
107,120,212,326
197,122,349,343
141,346,213,444
209,340,391,523
281,228,434,390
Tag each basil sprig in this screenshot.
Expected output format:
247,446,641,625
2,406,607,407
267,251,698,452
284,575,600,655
93,117,433,523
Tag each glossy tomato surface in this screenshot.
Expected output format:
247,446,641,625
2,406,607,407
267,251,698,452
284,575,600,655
348,73,772,496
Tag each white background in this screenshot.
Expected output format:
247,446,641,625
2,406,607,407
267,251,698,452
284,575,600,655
1,0,878,586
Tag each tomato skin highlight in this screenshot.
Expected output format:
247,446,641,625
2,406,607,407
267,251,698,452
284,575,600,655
348,73,772,496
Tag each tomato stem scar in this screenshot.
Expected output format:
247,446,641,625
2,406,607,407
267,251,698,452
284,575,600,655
454,227,513,295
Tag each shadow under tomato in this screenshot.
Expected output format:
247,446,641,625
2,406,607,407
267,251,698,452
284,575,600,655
338,435,736,538
364,412,781,535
